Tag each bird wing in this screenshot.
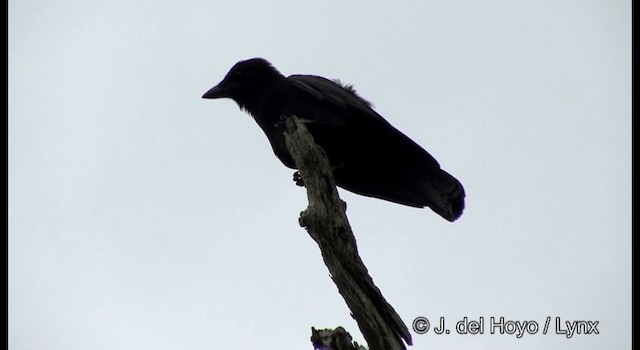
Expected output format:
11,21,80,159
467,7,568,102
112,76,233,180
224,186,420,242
286,75,441,169
288,75,386,124
283,75,464,221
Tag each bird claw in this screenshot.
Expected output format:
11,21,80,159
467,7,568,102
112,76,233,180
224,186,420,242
293,171,305,187
275,115,288,128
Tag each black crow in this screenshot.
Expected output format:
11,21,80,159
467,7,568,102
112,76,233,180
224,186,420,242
203,58,465,221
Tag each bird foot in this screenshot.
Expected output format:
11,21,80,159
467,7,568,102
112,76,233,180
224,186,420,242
293,171,305,187
340,199,347,212
275,115,289,128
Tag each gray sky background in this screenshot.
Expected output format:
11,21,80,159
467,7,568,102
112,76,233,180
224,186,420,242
9,1,631,349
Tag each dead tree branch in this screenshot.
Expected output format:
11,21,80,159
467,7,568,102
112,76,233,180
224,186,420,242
283,116,412,350
310,327,368,350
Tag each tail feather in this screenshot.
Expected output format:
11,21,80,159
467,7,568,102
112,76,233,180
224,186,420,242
424,170,465,222
331,162,465,221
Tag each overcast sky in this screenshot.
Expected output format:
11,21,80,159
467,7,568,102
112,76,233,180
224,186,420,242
9,1,631,349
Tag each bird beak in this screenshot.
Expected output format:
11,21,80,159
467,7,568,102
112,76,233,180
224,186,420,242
202,83,227,99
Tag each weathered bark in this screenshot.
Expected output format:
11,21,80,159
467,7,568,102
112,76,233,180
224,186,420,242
282,116,412,350
310,327,367,350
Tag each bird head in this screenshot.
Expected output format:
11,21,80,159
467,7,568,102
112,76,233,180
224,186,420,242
202,58,284,111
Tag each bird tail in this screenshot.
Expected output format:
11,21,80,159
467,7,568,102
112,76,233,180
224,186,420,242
422,169,465,222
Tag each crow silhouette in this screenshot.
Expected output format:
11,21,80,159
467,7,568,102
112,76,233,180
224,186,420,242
203,58,465,221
